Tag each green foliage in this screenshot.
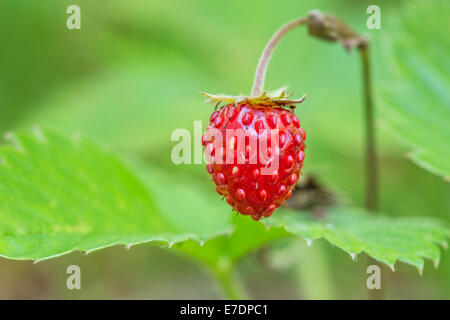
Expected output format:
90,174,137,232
177,215,288,272
0,128,231,260
267,207,449,272
0,128,447,275
1,0,449,299
378,0,450,178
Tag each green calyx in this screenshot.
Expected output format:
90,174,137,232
201,87,306,109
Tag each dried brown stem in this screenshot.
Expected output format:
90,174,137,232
252,18,307,96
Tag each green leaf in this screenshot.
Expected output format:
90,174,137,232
0,128,448,276
0,128,232,261
266,207,449,272
378,0,450,178
175,215,288,299
176,214,287,272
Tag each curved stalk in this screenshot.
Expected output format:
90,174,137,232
252,18,307,96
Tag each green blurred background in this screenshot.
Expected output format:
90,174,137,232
0,0,448,299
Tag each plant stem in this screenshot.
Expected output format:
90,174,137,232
252,18,307,96
359,45,378,211
360,44,385,300
294,239,336,299
215,268,248,300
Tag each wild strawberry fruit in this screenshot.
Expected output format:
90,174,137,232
201,17,308,220
201,92,306,220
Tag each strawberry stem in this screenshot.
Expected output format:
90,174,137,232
360,45,378,212
215,267,248,299
360,41,383,301
251,17,307,96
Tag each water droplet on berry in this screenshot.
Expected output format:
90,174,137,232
291,115,300,128
271,170,279,182
299,128,306,140
215,187,223,195
210,111,219,122
255,120,265,132
214,115,224,128
294,133,302,146
263,204,277,217
228,107,238,121
235,188,246,201
242,110,254,126
226,196,234,206
216,172,227,185
281,113,291,126
244,206,255,215
298,150,305,162
279,131,287,147
277,184,287,195
201,133,209,146
266,113,277,129
258,189,268,202
285,154,294,168
288,173,298,185
286,189,293,200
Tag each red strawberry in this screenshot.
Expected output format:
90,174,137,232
201,17,309,220
202,101,306,220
